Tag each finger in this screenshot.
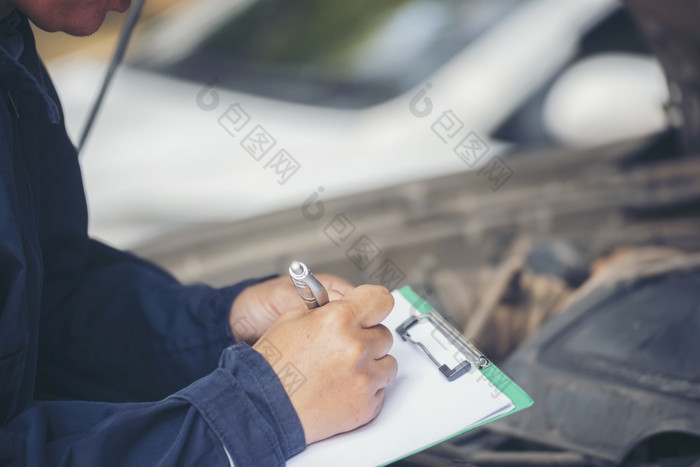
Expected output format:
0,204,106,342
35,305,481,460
316,274,354,295
372,354,398,389
370,388,386,422
362,324,393,359
343,284,394,328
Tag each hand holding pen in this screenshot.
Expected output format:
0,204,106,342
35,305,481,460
228,264,350,344
250,260,398,445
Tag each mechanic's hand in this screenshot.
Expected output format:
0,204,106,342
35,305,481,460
229,274,354,344
252,285,397,445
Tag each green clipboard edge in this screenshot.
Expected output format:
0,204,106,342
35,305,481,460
383,286,534,465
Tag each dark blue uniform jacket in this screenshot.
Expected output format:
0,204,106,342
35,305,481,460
0,11,304,466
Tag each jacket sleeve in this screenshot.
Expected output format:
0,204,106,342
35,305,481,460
1,344,306,467
38,237,275,403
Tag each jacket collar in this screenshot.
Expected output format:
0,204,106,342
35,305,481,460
0,10,60,124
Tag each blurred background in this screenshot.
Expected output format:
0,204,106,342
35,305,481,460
43,0,668,248
39,0,700,465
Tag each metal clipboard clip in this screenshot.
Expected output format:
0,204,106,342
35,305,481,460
396,310,490,381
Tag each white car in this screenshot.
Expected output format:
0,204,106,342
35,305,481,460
50,0,657,248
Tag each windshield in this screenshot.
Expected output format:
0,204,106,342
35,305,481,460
142,0,519,108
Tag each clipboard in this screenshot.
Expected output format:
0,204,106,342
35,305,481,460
392,286,534,457
287,286,533,467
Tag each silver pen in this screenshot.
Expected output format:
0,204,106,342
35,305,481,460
288,260,329,309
